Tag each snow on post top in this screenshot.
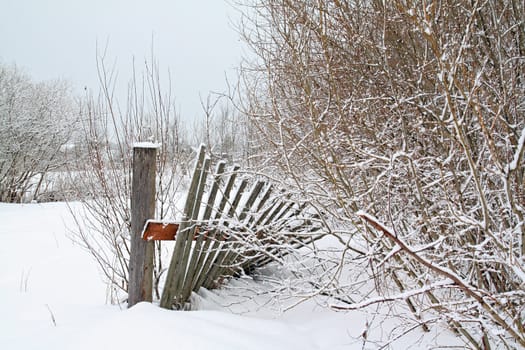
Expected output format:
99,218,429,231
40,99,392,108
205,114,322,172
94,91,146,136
133,142,161,149
191,143,206,153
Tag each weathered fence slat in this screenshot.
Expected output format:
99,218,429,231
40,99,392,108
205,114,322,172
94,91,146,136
238,181,265,223
179,158,214,303
189,162,226,293
191,165,240,294
160,145,207,309
171,157,211,305
202,176,249,289
214,181,270,279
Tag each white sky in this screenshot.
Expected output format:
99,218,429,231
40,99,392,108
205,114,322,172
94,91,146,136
0,0,245,124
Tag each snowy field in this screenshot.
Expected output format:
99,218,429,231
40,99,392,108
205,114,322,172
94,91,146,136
0,202,463,349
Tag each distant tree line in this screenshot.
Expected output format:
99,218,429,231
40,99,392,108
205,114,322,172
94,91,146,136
0,61,252,204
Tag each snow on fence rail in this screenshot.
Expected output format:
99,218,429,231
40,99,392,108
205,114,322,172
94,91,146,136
129,144,325,310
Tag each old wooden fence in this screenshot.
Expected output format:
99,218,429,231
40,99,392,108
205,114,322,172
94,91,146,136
129,144,324,310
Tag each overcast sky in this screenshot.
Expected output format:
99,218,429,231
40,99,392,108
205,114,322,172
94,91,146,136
0,0,245,124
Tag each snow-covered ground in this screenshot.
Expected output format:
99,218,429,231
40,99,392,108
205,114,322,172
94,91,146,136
0,202,462,349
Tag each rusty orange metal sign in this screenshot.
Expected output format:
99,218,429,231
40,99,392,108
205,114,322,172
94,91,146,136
142,221,179,241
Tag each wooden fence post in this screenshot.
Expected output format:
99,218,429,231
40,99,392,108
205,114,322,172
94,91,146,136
128,144,157,308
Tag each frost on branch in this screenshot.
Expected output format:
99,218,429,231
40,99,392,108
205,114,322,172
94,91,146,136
238,0,525,347
0,63,77,203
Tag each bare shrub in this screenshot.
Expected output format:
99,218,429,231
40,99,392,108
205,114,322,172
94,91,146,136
69,56,191,303
238,0,525,347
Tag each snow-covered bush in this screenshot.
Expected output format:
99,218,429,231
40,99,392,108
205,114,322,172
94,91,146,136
238,0,525,347
0,63,77,203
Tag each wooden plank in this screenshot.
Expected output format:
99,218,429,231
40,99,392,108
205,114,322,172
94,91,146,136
243,183,273,228
160,145,207,309
248,190,286,229
174,157,211,304
185,161,226,298
202,178,249,289
238,181,265,223
192,165,240,293
215,180,269,279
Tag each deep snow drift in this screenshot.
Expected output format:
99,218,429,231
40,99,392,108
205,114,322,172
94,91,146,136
0,202,462,349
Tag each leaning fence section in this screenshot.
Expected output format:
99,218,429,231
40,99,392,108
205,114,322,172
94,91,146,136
131,145,325,310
